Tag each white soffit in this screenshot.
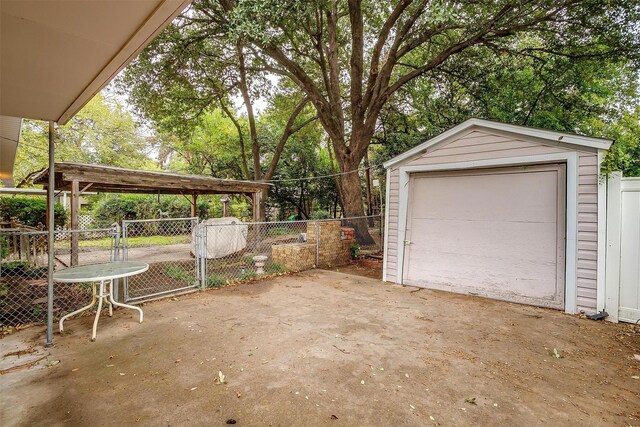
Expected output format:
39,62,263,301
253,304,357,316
0,115,22,186
383,118,613,169
0,0,192,124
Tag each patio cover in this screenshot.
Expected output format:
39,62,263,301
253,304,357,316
0,0,192,124
1,0,194,346
0,116,22,187
33,163,270,196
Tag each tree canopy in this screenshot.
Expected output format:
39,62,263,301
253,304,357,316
120,0,640,242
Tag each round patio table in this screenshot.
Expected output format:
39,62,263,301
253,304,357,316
54,261,149,341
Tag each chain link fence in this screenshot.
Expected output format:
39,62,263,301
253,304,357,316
1,215,383,328
200,215,383,289
0,226,118,329
122,218,200,303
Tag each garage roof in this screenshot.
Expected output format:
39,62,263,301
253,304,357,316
383,118,613,169
0,0,192,124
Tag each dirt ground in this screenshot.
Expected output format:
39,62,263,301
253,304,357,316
1,269,639,426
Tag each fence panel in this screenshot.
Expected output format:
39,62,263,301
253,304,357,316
122,218,199,303
0,227,117,328
201,215,383,287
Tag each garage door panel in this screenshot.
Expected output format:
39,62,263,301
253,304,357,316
410,218,558,264
404,165,565,308
411,171,559,223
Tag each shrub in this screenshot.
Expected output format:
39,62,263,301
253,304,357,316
92,194,210,227
310,210,331,220
350,243,361,259
0,196,66,228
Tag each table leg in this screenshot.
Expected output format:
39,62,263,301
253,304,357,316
108,279,143,323
59,282,97,333
91,280,106,341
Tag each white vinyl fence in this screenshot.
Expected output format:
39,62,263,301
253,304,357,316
605,173,640,323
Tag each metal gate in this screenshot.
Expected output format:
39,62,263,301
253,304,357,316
122,217,201,303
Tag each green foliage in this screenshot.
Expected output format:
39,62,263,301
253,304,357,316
14,94,155,185
92,194,210,227
0,236,8,259
264,261,286,274
163,265,194,285
0,196,66,228
206,274,227,288
238,270,257,281
310,210,331,220
350,243,361,259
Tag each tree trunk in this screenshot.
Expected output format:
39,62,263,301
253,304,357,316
338,157,375,245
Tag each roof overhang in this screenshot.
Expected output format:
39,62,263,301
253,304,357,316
383,118,614,169
0,115,22,187
0,0,192,124
33,163,271,195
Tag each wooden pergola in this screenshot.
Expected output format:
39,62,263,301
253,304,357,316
34,162,270,265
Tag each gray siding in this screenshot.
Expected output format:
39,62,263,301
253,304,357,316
384,129,600,313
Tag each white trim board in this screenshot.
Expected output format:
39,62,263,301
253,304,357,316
596,150,607,312
382,168,391,282
383,118,612,169
393,152,579,314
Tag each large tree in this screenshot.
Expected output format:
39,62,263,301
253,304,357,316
119,19,317,219
148,0,636,243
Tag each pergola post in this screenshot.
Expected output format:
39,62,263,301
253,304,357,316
252,191,262,222
191,193,198,218
46,121,55,347
70,179,79,266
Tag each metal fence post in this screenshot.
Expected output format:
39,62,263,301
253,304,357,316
112,223,121,302
315,222,319,268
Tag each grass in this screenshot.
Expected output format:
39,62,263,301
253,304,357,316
264,261,286,274
206,274,227,288
163,265,195,285
78,235,191,249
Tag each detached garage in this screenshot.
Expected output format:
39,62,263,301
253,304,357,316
383,119,612,314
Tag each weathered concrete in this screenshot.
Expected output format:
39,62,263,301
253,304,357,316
1,270,638,426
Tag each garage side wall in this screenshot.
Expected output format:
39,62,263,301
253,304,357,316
384,130,599,313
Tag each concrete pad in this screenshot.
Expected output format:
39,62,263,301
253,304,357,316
1,270,638,426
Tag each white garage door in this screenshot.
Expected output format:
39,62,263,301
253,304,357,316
403,164,566,309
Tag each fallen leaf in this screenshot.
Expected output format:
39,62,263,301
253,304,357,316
214,370,227,384
45,360,60,368
547,348,563,359
330,415,338,420
465,397,477,405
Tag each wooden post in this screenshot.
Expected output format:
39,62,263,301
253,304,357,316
191,193,198,218
252,192,261,222
70,179,79,266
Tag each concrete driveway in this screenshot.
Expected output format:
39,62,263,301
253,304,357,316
1,270,639,426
